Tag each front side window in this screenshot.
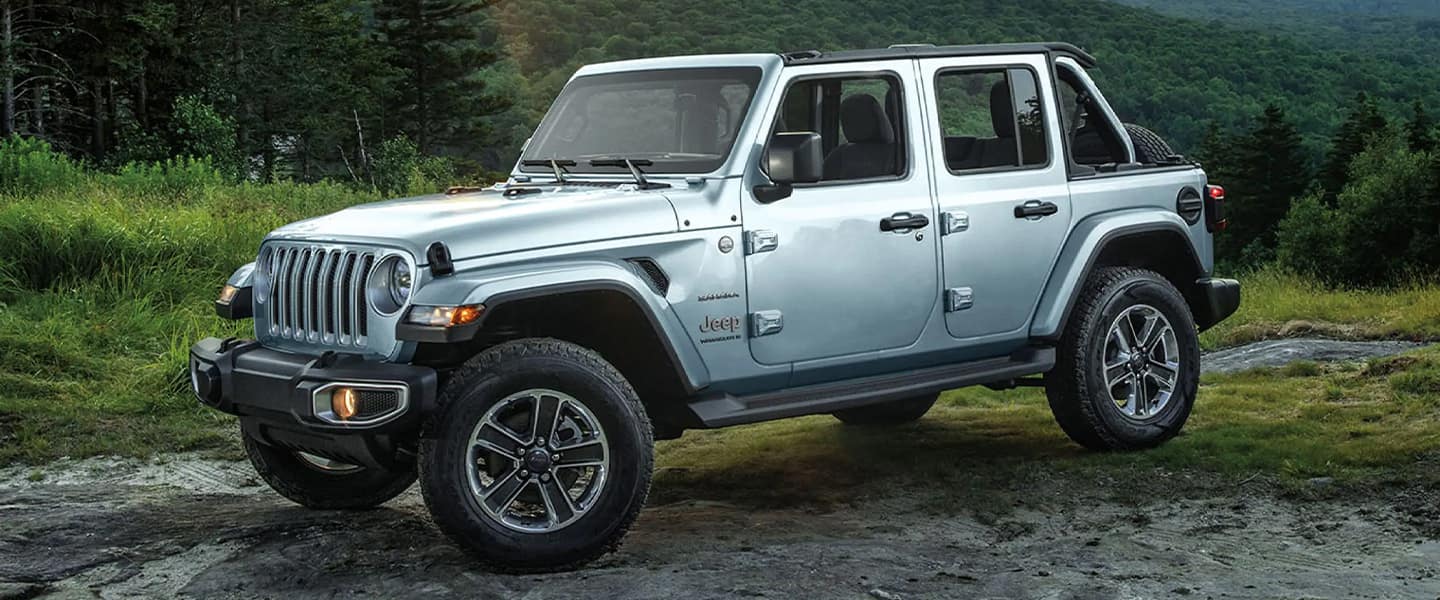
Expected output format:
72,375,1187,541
522,67,762,174
934,68,1048,172
772,74,906,183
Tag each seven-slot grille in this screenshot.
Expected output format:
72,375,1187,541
261,243,377,348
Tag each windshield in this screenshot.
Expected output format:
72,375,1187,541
521,67,763,175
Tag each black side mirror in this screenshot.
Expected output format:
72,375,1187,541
755,132,823,203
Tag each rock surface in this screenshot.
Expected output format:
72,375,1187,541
1201,338,1428,374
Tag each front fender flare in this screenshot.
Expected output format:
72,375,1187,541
1030,210,1203,341
408,260,710,392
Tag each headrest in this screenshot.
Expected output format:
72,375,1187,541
991,81,1015,139
840,94,895,144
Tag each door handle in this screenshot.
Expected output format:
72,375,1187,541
1014,200,1059,219
880,212,930,232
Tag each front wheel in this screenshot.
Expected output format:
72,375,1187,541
1045,267,1200,450
420,338,653,573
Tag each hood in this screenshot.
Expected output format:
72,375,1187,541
267,185,680,263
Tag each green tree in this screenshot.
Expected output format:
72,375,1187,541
1407,100,1435,153
1278,133,1440,285
1319,92,1389,200
374,0,510,157
1213,104,1311,265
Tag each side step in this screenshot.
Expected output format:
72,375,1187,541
688,347,1055,428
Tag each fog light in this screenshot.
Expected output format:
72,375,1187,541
332,387,359,420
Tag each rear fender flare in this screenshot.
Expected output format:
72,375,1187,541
1031,210,1203,340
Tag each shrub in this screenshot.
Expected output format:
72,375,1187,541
1276,134,1440,286
171,96,243,179
0,136,86,196
372,135,454,196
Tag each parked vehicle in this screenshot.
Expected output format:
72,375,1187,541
191,42,1240,571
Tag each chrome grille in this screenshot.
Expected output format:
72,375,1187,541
260,243,378,349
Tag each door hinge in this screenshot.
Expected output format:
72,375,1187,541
750,310,784,337
945,287,974,312
744,230,779,255
941,211,969,235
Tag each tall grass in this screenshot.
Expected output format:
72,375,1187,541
0,137,379,462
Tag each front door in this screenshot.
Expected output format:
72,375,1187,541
743,63,938,366
917,56,1071,342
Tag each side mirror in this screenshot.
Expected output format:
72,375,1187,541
755,132,823,203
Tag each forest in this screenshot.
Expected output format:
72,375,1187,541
3,0,1440,284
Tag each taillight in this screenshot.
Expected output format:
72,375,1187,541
1205,184,1227,232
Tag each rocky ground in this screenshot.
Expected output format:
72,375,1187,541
1,339,1436,599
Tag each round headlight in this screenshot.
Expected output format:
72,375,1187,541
389,260,412,305
367,255,412,315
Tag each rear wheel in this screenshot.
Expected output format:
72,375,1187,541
832,393,938,426
242,429,416,509
420,338,653,572
1045,267,1200,450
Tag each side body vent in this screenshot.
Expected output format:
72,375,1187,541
1176,187,1204,225
626,258,670,296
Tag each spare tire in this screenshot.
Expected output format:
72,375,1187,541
1124,123,1176,164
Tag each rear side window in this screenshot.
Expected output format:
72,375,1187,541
933,68,1048,172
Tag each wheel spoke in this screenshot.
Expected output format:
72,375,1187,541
482,470,529,514
1129,374,1144,417
1111,324,1133,354
1136,313,1160,353
539,475,577,525
1149,360,1179,388
1105,357,1131,388
475,423,524,458
530,394,563,444
554,440,606,468
1124,313,1143,351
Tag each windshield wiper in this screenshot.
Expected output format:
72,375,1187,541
589,158,669,190
520,158,576,184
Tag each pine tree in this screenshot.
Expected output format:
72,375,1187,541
1215,104,1310,264
1408,100,1436,153
1319,92,1388,200
374,0,510,157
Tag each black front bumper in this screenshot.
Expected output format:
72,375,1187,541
1194,277,1241,331
189,338,438,469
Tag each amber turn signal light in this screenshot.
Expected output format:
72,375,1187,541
404,304,485,328
332,387,359,420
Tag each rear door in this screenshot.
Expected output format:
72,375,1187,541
917,55,1071,342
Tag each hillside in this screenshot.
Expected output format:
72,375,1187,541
485,0,1440,161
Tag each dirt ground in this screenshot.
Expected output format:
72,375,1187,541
0,455,1436,599
2,339,1438,599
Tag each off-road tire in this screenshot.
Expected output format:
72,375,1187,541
1124,123,1175,164
242,430,416,509
832,393,938,426
419,338,653,573
1045,267,1200,451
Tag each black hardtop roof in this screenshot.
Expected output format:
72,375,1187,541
779,42,1096,68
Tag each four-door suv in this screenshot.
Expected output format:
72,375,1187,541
191,42,1240,572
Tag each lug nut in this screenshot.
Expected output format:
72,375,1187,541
551,454,560,462
536,437,546,446
540,473,550,482
519,470,530,478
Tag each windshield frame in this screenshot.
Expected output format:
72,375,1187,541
519,66,765,177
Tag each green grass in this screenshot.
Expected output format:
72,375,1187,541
654,347,1440,506
2,138,1439,500
1201,267,1440,348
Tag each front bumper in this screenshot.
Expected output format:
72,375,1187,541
189,337,438,469
1193,277,1241,331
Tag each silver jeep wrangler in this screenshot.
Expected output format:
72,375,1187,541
191,42,1240,571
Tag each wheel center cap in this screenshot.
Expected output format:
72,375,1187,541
1130,353,1147,372
525,448,552,472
